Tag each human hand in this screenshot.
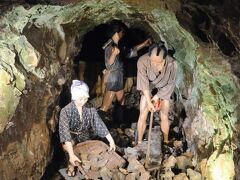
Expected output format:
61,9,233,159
147,100,156,112
151,95,161,110
102,69,107,74
69,154,81,166
112,46,120,55
144,38,152,47
109,141,116,151
151,95,159,104
105,133,116,151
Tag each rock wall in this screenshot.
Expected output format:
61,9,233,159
0,4,74,179
0,0,239,179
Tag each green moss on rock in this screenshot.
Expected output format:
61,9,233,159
0,44,25,133
196,47,238,150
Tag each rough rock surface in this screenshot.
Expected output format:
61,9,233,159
0,0,239,179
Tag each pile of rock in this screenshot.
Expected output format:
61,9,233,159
73,140,154,180
73,140,126,179
108,119,204,180
159,154,204,180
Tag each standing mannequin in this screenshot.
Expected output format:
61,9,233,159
136,43,177,145
100,20,151,123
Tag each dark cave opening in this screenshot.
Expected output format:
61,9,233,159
216,32,236,57
73,23,108,97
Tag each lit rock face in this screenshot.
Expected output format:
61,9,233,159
207,151,235,180
0,0,239,179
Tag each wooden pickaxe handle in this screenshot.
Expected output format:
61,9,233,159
145,110,154,168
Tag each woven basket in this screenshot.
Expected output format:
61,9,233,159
73,140,126,178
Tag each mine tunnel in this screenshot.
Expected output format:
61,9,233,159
0,0,239,180
40,21,188,179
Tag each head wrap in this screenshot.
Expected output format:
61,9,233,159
70,80,89,100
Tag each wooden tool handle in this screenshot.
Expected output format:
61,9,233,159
145,111,154,168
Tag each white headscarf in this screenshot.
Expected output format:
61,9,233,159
70,80,89,100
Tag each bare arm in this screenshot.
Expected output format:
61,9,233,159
137,58,155,111
127,38,152,58
143,89,155,112
59,109,81,166
63,141,74,156
106,46,120,66
142,89,152,106
91,108,115,151
62,141,81,166
134,38,152,51
105,133,116,151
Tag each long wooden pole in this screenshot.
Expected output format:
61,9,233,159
145,110,154,168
